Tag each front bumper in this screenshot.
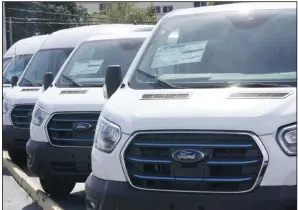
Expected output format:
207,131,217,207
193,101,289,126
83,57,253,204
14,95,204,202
3,125,30,151
85,174,297,210
26,139,92,182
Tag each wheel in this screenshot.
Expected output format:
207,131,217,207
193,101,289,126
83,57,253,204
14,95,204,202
8,149,26,168
40,177,76,198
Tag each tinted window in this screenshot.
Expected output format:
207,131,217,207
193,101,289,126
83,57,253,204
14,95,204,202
3,54,33,84
55,38,145,87
3,57,12,70
130,8,296,89
19,48,73,87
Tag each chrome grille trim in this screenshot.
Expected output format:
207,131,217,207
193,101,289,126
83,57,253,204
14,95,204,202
44,111,100,148
120,130,269,194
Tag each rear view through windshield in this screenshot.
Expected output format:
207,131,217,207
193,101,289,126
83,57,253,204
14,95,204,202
55,38,145,87
3,54,33,84
131,8,296,89
18,48,73,87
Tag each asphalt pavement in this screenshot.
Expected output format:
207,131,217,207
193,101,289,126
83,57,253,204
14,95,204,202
3,166,42,210
3,150,86,210
23,167,86,210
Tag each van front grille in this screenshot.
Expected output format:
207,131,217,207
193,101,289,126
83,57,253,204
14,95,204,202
11,105,35,128
123,132,266,193
47,112,100,147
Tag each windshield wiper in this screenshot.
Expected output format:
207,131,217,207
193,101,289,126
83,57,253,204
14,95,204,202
136,69,183,89
227,82,292,88
21,77,37,87
61,74,83,87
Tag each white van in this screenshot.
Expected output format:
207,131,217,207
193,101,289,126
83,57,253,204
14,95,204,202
26,31,151,197
3,35,49,97
3,24,153,165
86,3,296,210
3,25,100,164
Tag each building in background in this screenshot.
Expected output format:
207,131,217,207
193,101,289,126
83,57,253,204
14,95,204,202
77,2,209,20
77,2,117,13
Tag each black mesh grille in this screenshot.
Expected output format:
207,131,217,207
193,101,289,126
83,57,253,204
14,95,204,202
124,132,264,192
47,112,100,147
11,105,35,129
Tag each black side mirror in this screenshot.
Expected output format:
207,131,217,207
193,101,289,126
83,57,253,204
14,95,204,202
105,65,123,99
11,76,18,87
43,72,53,91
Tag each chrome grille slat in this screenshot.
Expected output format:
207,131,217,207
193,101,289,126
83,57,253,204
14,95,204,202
46,112,100,147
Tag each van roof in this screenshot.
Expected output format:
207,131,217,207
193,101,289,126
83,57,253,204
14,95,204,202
169,2,296,18
86,31,150,42
4,35,49,58
86,24,154,37
40,25,99,49
39,24,154,50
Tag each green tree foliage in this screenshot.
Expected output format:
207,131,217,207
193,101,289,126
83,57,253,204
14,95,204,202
5,2,88,47
213,1,241,5
88,2,158,25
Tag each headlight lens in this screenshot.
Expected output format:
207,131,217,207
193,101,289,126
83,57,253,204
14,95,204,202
32,106,47,126
277,124,296,156
3,100,12,114
94,117,121,153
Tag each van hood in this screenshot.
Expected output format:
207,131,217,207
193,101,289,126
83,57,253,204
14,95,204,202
36,87,107,113
4,86,42,105
3,85,12,98
103,87,296,136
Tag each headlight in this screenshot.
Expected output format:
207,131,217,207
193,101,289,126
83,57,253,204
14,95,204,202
277,124,296,156
3,100,12,114
94,117,121,153
32,106,47,126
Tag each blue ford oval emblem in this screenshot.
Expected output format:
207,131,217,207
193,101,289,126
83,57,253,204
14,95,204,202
172,149,205,163
73,122,92,131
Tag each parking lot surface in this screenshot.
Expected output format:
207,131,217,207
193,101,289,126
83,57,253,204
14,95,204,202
3,150,86,210
23,167,86,210
3,166,42,210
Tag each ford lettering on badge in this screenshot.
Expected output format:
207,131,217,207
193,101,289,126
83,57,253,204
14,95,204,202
172,149,205,163
73,122,92,131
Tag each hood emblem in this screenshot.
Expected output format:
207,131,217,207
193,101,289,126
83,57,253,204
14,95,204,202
28,111,32,117
172,149,205,163
73,122,92,131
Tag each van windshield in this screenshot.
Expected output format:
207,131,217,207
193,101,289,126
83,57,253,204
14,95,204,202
3,54,33,84
19,48,73,87
130,8,296,89
55,38,145,88
3,57,13,70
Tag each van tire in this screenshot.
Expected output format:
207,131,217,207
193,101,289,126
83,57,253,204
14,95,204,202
8,149,26,168
40,178,76,198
